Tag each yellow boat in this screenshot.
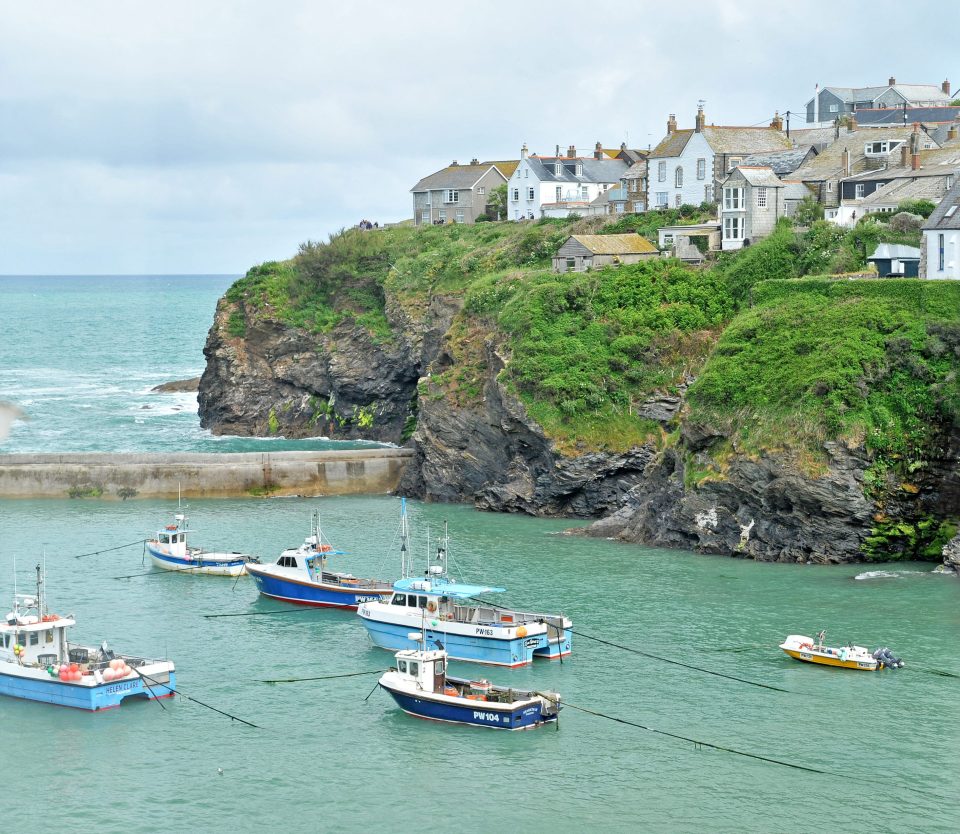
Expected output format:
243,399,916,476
779,632,902,671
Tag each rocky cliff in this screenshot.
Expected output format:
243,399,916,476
198,224,960,564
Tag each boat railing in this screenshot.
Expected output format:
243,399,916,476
450,604,557,627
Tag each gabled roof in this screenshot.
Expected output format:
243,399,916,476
923,177,960,230
810,83,950,107
622,160,647,180
853,107,960,126
860,175,955,207
729,166,785,188
649,130,694,158
791,125,933,182
525,156,628,184
867,243,921,260
701,126,792,155
742,147,816,175
488,160,519,178
568,234,658,255
783,181,814,201
410,163,505,192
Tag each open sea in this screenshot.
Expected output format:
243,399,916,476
1,276,958,833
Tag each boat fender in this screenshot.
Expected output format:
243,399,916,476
426,601,437,613
517,626,528,638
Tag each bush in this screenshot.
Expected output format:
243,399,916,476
897,199,936,219
792,197,824,227
475,214,491,222
889,212,923,234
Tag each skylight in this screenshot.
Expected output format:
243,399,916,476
946,206,958,218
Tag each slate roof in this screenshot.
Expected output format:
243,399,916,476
783,181,814,201
526,156,628,184
622,160,647,180
650,130,693,158
853,107,960,126
568,234,658,255
411,163,504,192
868,243,921,260
860,175,954,207
700,126,792,155
787,126,839,151
732,166,786,188
617,148,648,165
811,84,950,106
922,177,960,230
742,147,816,175
790,126,930,182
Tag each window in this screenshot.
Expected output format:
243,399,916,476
581,186,589,200
455,210,464,223
723,187,744,210
656,191,668,207
408,661,419,676
556,186,562,202
947,175,954,189
829,104,839,113
477,186,485,196
527,187,535,201
697,158,706,180
555,162,563,176
419,210,431,225
29,631,39,645
438,209,446,222
663,234,674,245
675,194,682,207
511,188,519,201
392,594,406,606
855,184,865,199
566,257,576,270
675,167,683,188
418,596,428,608
575,162,583,176
756,187,767,208
445,189,459,203
940,233,945,271
658,161,666,181
436,660,445,675
398,660,407,673
523,169,528,177
704,185,713,202
865,141,902,156
724,217,744,240
727,156,742,172
827,181,833,193
407,595,418,607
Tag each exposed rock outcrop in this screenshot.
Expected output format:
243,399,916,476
152,377,200,393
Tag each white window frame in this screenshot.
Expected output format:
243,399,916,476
675,167,683,188
445,189,459,204
727,156,742,172
756,187,767,208
697,158,706,180
658,161,666,182
829,104,839,113
477,186,485,196
656,191,668,207
723,216,744,240
527,187,535,201
455,209,465,223
855,183,865,199
438,209,446,222
723,187,744,210
511,188,519,201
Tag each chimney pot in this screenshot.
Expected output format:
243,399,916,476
520,142,528,159
667,114,677,135
555,144,560,157
567,144,577,158
770,111,783,131
943,78,952,97
594,141,603,160
888,76,896,86
451,160,458,166
470,158,479,166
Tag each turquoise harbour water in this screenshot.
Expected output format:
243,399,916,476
1,497,958,834
1,277,958,833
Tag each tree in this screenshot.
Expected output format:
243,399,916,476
792,197,824,227
488,184,508,220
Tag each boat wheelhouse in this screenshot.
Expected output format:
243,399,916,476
357,522,572,667
245,510,393,609
146,511,258,577
0,564,176,710
378,634,561,730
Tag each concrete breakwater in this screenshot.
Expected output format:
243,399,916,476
0,449,413,499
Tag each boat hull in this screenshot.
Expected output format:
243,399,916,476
380,683,554,730
0,663,176,710
358,614,572,667
147,544,248,577
781,647,880,671
246,565,392,610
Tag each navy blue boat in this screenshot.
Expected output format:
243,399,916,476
378,636,561,730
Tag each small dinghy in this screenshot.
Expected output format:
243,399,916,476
246,510,393,609
780,631,904,671
146,511,259,577
1,563,176,710
378,632,561,730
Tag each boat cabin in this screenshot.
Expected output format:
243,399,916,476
1,610,73,667
393,647,446,694
154,515,190,557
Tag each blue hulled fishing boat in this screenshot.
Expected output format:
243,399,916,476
1,564,176,711
245,510,393,609
378,634,561,730
358,518,572,667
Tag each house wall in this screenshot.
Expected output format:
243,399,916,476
648,132,713,209
806,89,847,123
413,168,506,226
508,158,616,219
720,172,785,250
924,228,960,279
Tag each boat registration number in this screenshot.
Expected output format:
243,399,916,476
473,711,506,723
475,627,494,636
354,595,379,604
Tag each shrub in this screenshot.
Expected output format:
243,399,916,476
896,199,936,219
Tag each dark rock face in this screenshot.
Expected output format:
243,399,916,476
151,377,200,393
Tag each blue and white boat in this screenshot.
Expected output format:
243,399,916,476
147,511,259,577
378,634,561,730
358,522,573,667
245,510,393,609
1,563,176,711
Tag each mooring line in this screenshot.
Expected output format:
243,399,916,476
135,668,259,728
570,627,792,693
204,608,322,619
258,669,384,684
74,539,148,559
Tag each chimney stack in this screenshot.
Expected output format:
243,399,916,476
451,159,458,166
567,144,577,158
841,147,851,175
520,142,528,160
900,142,910,167
948,124,959,141
944,79,952,97
594,141,603,160
847,115,857,132
695,104,705,133
888,76,897,86
470,158,479,166
911,122,921,170
667,114,677,135
770,111,783,131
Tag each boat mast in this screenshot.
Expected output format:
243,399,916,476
399,498,408,579
36,560,44,617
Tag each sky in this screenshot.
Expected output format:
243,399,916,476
1,0,958,274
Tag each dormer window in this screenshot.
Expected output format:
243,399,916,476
864,141,901,156
575,162,583,176
555,162,563,176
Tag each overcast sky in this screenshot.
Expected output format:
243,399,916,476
1,1,957,274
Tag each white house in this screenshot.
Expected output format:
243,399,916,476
921,177,960,279
647,107,792,209
507,143,627,219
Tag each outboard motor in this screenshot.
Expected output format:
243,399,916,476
872,647,904,669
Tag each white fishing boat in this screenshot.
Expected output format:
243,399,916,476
1,563,176,710
146,510,259,577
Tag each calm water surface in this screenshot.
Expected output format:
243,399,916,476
1,496,957,834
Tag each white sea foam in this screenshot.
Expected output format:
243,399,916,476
854,569,925,580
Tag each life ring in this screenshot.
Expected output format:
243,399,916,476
426,601,438,613
165,525,177,530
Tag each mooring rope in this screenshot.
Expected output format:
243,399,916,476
73,539,148,559
135,668,259,728
258,669,384,684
